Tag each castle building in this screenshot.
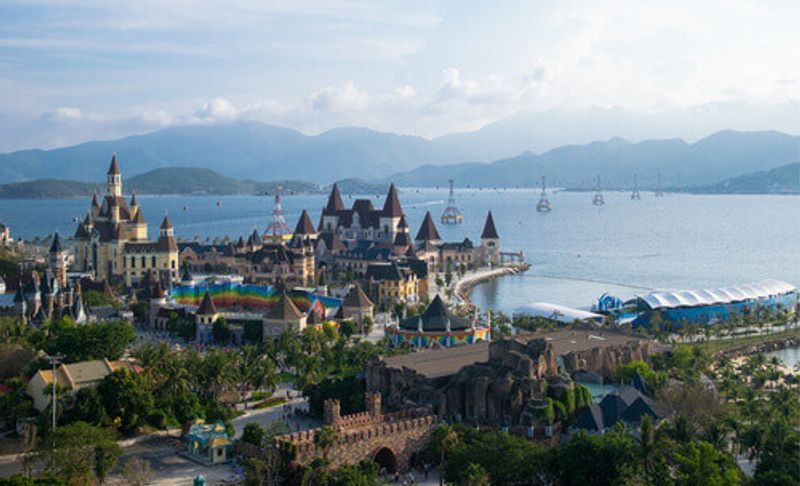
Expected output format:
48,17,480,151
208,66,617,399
320,183,405,245
73,155,179,286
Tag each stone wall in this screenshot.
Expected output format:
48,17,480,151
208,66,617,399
276,412,437,471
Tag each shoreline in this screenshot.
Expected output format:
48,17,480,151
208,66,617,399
452,263,530,307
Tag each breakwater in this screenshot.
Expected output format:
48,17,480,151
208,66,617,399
454,263,529,306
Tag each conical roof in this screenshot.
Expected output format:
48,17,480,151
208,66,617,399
393,231,411,247
481,211,499,239
415,211,441,241
325,183,345,212
294,209,316,235
133,208,146,224
107,154,120,175
130,192,138,206
397,215,408,229
265,292,304,321
197,291,217,315
160,214,173,230
91,192,100,207
49,232,62,253
343,284,373,309
382,183,403,217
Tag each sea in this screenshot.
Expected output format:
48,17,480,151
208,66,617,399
0,188,798,314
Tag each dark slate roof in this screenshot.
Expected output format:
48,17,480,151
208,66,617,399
74,222,90,239
49,232,62,253
91,192,100,207
393,231,411,247
265,293,303,321
382,183,404,217
403,258,428,280
481,211,499,239
365,262,405,281
439,238,473,251
197,291,217,315
250,244,295,265
318,231,345,253
343,284,373,309
576,404,605,432
130,192,138,206
324,183,345,213
107,154,120,175
416,211,441,242
399,295,471,332
294,209,316,235
397,215,408,229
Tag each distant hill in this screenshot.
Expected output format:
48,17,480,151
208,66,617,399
690,163,799,194
0,121,457,184
0,179,100,199
0,167,385,198
389,131,800,189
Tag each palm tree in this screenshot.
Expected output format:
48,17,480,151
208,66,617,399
201,349,239,400
639,414,656,485
432,425,459,486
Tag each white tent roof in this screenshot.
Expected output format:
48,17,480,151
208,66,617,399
637,279,796,310
514,302,605,324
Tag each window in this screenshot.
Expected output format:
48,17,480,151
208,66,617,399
131,256,135,268
141,256,146,267
171,260,176,269
152,256,156,267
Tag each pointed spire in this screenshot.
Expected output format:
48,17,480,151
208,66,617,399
415,211,441,242
49,232,62,253
382,183,403,217
130,191,137,206
197,291,217,315
325,183,345,213
293,209,316,235
91,191,100,207
160,213,173,230
83,210,92,225
107,153,120,175
133,208,145,224
397,215,408,230
481,211,499,239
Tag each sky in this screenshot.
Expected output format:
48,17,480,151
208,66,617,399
0,0,799,151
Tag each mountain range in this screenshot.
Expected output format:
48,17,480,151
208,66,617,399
0,120,797,189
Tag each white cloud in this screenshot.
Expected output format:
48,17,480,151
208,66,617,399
307,81,370,113
192,97,240,122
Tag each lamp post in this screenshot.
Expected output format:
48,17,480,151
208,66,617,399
44,353,64,431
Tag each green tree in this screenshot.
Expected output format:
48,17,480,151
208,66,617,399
97,369,153,436
462,463,491,486
24,422,121,485
62,387,106,427
432,425,459,486
212,317,232,344
242,422,266,448
672,441,742,486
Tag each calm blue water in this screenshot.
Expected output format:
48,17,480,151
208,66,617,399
0,189,798,312
767,347,800,369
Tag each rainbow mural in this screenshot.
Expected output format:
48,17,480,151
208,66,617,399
170,283,341,314
385,326,490,348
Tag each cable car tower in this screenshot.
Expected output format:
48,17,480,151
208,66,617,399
592,175,605,206
536,176,552,212
655,172,664,197
441,179,463,224
265,186,291,241
630,174,641,200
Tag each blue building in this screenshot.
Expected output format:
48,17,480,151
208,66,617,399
608,280,797,328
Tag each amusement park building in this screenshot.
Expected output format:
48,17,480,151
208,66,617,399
621,279,797,328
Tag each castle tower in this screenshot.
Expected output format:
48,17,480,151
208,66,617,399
320,183,345,232
323,398,341,425
41,271,54,320
196,291,219,326
48,232,67,289
480,211,500,266
379,183,404,243
129,191,139,216
415,211,442,246
365,392,382,419
106,154,122,198
293,209,317,241
91,192,100,218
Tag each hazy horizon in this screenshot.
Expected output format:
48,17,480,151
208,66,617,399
2,1,800,153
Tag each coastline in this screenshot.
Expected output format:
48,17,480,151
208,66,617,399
452,263,529,308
